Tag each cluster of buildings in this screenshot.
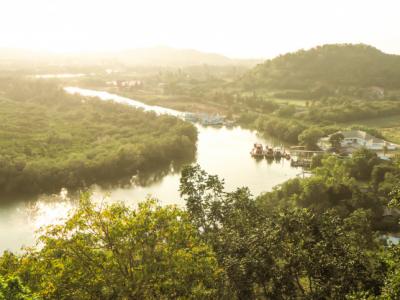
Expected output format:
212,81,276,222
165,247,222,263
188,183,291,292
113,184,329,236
318,130,398,154
106,80,143,88
184,113,226,126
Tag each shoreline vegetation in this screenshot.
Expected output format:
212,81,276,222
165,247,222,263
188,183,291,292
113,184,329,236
89,86,400,149
0,78,197,197
72,45,400,147
1,43,400,298
0,161,399,299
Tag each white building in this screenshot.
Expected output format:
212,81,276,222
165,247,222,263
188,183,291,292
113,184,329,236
319,130,398,152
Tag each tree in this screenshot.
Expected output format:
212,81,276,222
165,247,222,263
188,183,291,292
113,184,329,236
377,184,400,299
389,183,400,209
379,245,400,300
383,143,389,157
180,165,385,299
299,127,324,149
329,132,345,151
349,148,380,180
0,275,37,300
276,105,296,117
9,193,223,300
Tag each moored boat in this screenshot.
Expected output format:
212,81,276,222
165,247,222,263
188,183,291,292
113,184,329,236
184,113,199,122
273,148,282,159
264,147,274,159
251,143,265,158
201,114,225,126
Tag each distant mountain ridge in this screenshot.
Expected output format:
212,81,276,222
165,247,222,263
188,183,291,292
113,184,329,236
115,46,262,66
241,44,400,90
0,46,262,68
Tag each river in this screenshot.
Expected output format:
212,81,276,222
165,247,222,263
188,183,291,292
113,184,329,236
0,88,301,253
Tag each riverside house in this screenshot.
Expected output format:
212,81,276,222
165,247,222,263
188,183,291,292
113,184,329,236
318,130,398,153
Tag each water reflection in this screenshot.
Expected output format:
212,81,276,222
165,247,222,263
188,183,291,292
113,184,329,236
95,158,193,190
0,89,301,253
34,73,86,79
65,87,184,117
0,190,76,253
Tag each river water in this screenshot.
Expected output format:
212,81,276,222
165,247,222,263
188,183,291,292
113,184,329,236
0,88,301,253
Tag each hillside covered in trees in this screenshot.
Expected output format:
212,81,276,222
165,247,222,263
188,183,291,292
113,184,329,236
241,44,400,94
0,78,197,196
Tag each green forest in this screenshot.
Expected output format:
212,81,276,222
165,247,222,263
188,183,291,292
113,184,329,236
0,78,197,196
0,152,400,299
241,44,400,91
234,45,400,144
1,43,400,299
3,0,400,298
94,44,400,145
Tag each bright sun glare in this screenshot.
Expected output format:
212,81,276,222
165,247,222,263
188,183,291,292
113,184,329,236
0,0,400,57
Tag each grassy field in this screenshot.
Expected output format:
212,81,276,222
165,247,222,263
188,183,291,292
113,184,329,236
341,114,400,144
346,114,400,127
270,98,308,107
105,88,230,114
382,128,400,145
128,93,226,113
239,90,309,107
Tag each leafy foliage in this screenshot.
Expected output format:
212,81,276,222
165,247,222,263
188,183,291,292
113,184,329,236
304,98,400,123
329,132,345,150
180,165,386,299
0,78,197,196
0,195,223,300
260,149,400,231
242,44,400,90
0,275,37,300
298,127,324,149
0,158,400,298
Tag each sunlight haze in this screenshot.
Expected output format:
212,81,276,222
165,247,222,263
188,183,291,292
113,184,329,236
2,0,400,297
1,0,399,58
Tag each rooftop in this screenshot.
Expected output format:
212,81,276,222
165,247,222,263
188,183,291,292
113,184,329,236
339,130,384,143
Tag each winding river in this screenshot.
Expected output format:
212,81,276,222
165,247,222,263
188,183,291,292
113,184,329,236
0,88,301,253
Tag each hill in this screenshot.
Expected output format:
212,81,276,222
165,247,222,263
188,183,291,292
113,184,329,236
0,47,262,69
114,46,261,66
241,44,400,91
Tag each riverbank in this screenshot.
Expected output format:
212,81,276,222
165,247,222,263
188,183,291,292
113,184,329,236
103,87,228,115
1,84,399,254
0,122,300,253
0,79,197,197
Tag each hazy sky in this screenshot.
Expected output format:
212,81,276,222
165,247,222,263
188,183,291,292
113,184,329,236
1,0,399,58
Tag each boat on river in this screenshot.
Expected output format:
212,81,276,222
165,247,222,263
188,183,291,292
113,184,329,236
264,147,274,159
273,148,282,159
184,113,199,122
201,114,225,126
184,113,225,126
224,120,236,127
2,87,301,254
251,143,265,158
275,147,291,160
